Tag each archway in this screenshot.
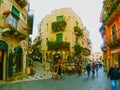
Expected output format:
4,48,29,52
0,40,8,80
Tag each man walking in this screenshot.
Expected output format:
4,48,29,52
86,63,91,78
107,62,119,90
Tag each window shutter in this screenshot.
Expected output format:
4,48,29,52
11,6,20,18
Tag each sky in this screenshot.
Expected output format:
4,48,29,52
29,0,104,53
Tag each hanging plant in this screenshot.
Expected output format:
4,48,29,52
108,39,120,48
74,26,83,36
51,21,67,32
74,44,83,55
47,41,70,51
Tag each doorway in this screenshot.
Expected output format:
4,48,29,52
118,55,120,68
0,50,3,80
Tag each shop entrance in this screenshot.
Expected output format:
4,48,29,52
0,50,3,80
0,40,8,80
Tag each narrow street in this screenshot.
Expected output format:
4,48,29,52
0,64,116,90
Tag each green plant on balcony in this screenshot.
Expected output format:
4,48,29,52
103,2,118,23
15,0,27,8
74,26,83,37
108,39,120,48
51,21,67,32
103,11,112,22
47,41,70,51
82,48,91,56
74,44,83,55
0,0,3,5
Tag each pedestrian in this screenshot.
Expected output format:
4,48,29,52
86,63,91,78
58,64,62,79
78,64,82,76
91,62,95,76
95,63,99,76
107,62,119,90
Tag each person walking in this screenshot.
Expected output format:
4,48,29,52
91,62,95,77
95,63,99,76
58,64,62,79
86,63,91,78
107,62,119,90
78,64,82,76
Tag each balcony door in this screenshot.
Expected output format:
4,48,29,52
56,33,63,42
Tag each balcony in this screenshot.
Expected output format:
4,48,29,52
101,44,107,52
0,15,29,40
99,24,105,38
82,47,91,56
103,2,120,25
35,36,42,45
108,38,120,48
107,29,120,48
15,0,27,8
51,20,67,32
47,41,70,51
74,26,83,37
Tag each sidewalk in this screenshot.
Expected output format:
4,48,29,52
0,62,52,85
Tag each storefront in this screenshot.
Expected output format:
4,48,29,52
111,49,120,68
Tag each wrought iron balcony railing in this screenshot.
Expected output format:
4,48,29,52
0,14,29,40
106,29,120,48
15,0,28,8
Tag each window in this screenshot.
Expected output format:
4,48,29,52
56,33,63,42
8,6,19,28
56,16,63,22
9,14,18,28
111,24,117,41
46,23,48,31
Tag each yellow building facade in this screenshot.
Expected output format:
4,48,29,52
0,0,29,81
37,8,91,65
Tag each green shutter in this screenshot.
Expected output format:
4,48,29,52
11,6,20,18
56,34,63,42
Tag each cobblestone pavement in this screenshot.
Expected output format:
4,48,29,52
0,67,117,90
24,61,52,81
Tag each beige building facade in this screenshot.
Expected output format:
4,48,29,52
0,0,29,81
37,8,91,64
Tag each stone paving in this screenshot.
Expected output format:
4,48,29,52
23,61,52,81
0,67,113,90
